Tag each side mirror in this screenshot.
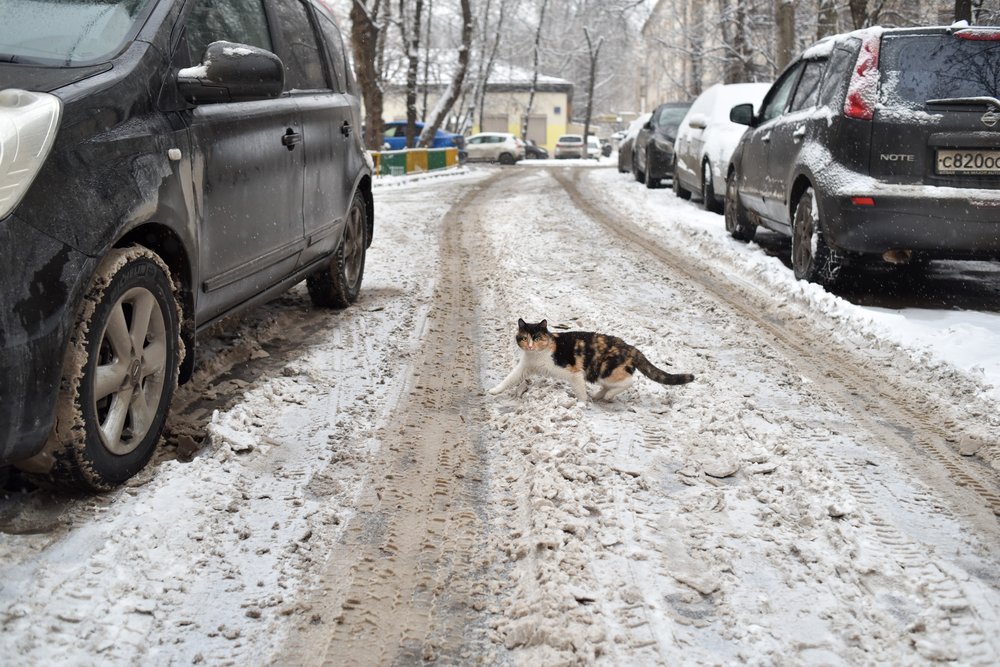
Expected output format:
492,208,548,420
730,103,755,127
643,120,653,130
687,113,709,130
177,41,284,104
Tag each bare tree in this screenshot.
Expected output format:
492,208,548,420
520,0,549,140
418,0,474,146
351,0,389,150
957,0,973,22
581,27,604,148
775,0,796,71
398,0,425,148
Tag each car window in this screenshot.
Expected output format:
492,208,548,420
268,0,328,91
468,136,483,144
759,64,802,122
789,60,826,112
818,44,856,109
879,32,1000,105
656,106,688,128
185,0,272,66
313,10,349,93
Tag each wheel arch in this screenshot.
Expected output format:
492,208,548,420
788,174,814,226
355,174,374,248
115,223,195,383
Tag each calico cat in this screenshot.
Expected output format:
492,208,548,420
489,319,694,402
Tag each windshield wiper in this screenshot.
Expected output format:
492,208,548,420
926,96,1000,111
0,53,50,65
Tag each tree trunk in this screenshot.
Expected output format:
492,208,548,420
399,0,425,148
420,0,434,120
581,28,603,157
522,0,549,140
816,0,839,40
350,0,386,151
956,0,973,22
775,0,795,71
418,0,473,147
849,0,868,29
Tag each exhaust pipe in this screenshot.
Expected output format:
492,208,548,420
883,249,914,264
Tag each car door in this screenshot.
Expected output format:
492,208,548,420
764,60,824,222
465,135,488,160
183,0,306,323
737,69,800,222
267,0,354,267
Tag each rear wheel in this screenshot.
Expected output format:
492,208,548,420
702,160,722,213
498,152,515,165
40,247,181,491
724,169,756,242
672,166,691,200
308,190,368,308
792,187,843,285
644,149,662,189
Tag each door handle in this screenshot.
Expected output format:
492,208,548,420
762,132,771,143
792,127,806,140
282,129,302,150
341,121,353,137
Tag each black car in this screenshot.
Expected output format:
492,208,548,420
726,25,1000,285
633,102,692,189
524,139,549,159
0,0,373,490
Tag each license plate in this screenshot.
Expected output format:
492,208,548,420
936,149,1000,174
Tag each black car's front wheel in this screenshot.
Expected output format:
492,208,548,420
792,187,842,286
308,191,368,308
644,149,663,189
41,247,181,491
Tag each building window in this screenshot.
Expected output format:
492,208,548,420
554,106,561,115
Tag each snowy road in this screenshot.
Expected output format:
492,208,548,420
2,163,1000,665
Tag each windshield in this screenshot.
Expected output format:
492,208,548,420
879,33,1000,107
0,0,155,65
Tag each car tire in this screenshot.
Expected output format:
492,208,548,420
792,187,842,285
724,169,756,242
498,152,515,165
702,160,722,213
308,190,368,308
644,149,663,189
672,166,691,200
633,152,645,183
41,247,181,491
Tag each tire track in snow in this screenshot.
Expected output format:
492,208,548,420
281,173,503,665
554,168,1000,525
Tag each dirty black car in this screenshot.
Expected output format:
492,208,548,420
632,101,691,189
726,25,1000,285
0,0,373,490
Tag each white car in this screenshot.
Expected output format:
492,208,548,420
672,82,771,212
555,133,602,159
463,132,525,164
586,135,602,159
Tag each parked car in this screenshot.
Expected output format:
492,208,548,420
634,102,693,188
726,25,1000,285
599,137,612,158
617,113,652,174
464,132,525,164
0,0,373,490
524,139,550,159
555,134,586,159
382,120,464,150
672,83,769,209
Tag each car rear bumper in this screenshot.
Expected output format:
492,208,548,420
0,214,89,464
819,183,1000,258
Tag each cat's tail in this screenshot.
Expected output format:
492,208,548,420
635,352,694,385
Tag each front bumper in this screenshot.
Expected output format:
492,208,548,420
819,181,1000,258
0,213,90,464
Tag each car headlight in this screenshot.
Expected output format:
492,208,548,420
0,89,62,220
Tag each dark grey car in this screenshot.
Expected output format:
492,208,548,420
726,25,1000,285
0,0,373,490
633,102,691,189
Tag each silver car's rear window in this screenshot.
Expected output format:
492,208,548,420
0,0,156,66
879,32,1000,106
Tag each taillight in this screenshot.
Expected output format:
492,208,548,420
851,196,875,206
954,28,1000,41
843,30,882,121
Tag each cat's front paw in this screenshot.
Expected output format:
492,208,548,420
487,385,504,395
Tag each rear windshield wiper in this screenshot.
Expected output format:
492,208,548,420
926,96,1000,111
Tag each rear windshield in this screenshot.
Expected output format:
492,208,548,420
879,33,1000,107
0,0,155,66
559,135,582,143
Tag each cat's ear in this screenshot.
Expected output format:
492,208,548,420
540,319,548,330
518,318,526,329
